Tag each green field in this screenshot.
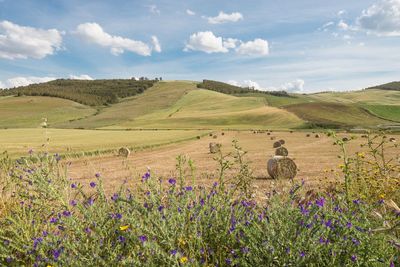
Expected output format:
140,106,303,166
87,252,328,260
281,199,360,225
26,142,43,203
0,96,96,128
362,105,400,122
0,128,207,157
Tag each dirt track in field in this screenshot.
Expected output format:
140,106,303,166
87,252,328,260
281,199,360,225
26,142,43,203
67,131,398,197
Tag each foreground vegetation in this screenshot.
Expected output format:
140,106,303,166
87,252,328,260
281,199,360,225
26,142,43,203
0,79,157,106
0,133,398,266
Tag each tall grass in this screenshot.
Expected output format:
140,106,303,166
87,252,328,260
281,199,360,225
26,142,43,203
0,138,398,266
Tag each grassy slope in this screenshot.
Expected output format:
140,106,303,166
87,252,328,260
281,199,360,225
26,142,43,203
55,81,196,129
110,88,304,129
361,105,400,122
0,128,207,157
308,89,400,105
0,96,96,128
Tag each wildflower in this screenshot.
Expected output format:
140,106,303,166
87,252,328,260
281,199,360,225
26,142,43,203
53,249,61,260
352,238,360,246
119,225,129,231
71,183,77,189
87,197,94,206
300,251,306,257
168,178,176,185
95,173,101,178
84,227,91,234
69,200,77,206
139,235,148,243
225,258,232,265
118,236,126,243
62,210,71,217
351,255,357,262
315,197,325,208
178,237,186,247
170,249,177,256
49,217,58,224
142,172,150,182
111,193,119,201
158,205,164,212
90,182,96,188
180,257,188,264
353,199,360,205
185,186,193,191
346,221,352,228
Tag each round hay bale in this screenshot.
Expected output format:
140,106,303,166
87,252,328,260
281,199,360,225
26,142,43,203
315,134,320,138
279,139,285,145
342,137,349,142
267,156,297,179
273,141,282,148
196,136,201,139
389,137,396,143
275,147,289,156
213,135,217,139
221,132,225,136
267,133,271,136
290,130,294,133
118,147,131,158
306,134,310,137
209,142,221,154
209,133,213,137
361,134,368,138
270,136,276,140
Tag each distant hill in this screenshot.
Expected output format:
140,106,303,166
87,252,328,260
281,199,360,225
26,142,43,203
0,79,157,106
197,79,290,97
367,81,400,91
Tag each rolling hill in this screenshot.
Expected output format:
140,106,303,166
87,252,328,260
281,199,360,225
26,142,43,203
367,81,400,91
0,80,399,130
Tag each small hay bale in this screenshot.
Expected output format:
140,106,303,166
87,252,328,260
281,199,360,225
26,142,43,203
270,136,276,140
267,133,271,136
279,139,285,145
361,135,368,138
209,142,221,154
315,134,320,138
209,133,213,137
390,137,396,143
342,137,349,142
273,141,282,148
290,130,294,133
306,134,310,137
221,132,225,136
267,156,297,179
253,131,257,134
118,147,131,158
275,147,289,156
196,136,201,139
213,135,218,139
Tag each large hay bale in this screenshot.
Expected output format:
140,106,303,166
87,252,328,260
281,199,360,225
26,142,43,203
209,142,221,154
118,147,131,158
279,139,285,145
267,156,297,179
275,147,289,156
315,134,320,138
270,136,276,140
273,141,281,148
306,134,310,137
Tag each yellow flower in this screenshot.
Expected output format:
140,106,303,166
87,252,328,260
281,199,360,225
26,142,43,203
47,265,53,267
178,237,186,247
379,194,385,199
119,225,129,231
180,257,188,264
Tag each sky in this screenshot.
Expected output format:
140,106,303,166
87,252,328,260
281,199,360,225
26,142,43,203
0,0,399,93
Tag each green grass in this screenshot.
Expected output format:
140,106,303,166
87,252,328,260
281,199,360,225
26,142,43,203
0,128,207,157
56,81,197,129
237,92,314,107
362,105,400,122
108,88,304,129
0,96,96,128
285,102,390,128
308,89,400,105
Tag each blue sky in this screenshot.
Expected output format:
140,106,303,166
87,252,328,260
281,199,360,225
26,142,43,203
0,0,399,92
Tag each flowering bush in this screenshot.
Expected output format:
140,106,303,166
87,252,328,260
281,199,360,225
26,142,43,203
0,149,398,266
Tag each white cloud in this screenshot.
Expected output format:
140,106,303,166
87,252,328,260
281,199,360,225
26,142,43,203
184,31,229,53
0,81,5,89
236,38,269,56
356,0,400,36
69,74,93,80
0,20,62,60
227,80,262,89
338,20,350,30
151,36,161,53
223,38,238,49
2,76,56,88
320,21,335,31
207,11,243,24
281,79,305,93
186,9,195,16
148,5,160,14
74,22,153,56
338,10,347,17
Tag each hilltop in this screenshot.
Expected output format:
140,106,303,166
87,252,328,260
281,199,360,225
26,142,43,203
0,79,399,130
367,81,400,91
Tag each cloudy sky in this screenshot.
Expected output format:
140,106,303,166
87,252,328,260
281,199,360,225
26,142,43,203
0,0,399,92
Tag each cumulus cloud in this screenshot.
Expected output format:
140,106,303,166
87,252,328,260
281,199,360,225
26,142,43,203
227,80,262,90
207,11,243,24
148,5,160,14
185,31,269,56
356,0,400,36
69,74,93,80
2,76,56,88
184,31,229,53
74,22,156,56
236,39,269,56
338,10,347,17
281,79,305,93
186,9,195,16
151,36,162,53
338,20,350,30
0,20,62,60
0,81,5,89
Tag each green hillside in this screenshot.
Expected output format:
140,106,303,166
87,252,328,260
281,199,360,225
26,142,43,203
0,79,157,106
0,96,96,128
367,81,400,91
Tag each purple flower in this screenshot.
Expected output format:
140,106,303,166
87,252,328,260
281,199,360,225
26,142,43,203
139,235,148,243
200,198,205,206
352,238,360,246
62,210,71,217
142,172,150,182
118,236,126,243
300,251,306,257
87,197,94,206
225,258,232,265
71,183,77,189
185,186,193,191
315,197,325,208
49,217,58,224
95,173,101,178
28,149,33,155
241,247,249,254
170,249,177,255
213,182,218,187
158,205,164,212
346,221,352,228
351,255,357,262
70,200,77,206
90,182,96,188
353,199,360,205
168,178,176,185
33,237,43,249
84,227,91,234
53,249,61,260
115,213,122,220
111,193,119,201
